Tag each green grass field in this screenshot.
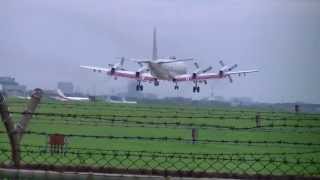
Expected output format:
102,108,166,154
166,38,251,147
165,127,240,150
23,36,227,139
1,98,320,176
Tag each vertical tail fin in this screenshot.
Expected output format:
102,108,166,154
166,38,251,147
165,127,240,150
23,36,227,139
57,89,67,98
152,27,158,61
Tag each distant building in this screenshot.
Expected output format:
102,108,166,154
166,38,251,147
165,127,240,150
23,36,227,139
214,96,225,102
0,76,26,96
57,82,74,95
230,97,254,106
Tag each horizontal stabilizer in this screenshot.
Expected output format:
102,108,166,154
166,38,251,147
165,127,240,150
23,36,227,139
156,58,194,64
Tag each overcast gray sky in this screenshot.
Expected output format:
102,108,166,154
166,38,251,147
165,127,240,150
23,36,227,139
1,0,319,103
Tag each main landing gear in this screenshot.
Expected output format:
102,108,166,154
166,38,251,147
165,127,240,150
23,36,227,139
136,80,143,91
173,79,179,90
193,86,200,93
154,79,159,86
193,81,200,93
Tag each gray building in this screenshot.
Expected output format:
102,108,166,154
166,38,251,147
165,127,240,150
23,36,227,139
57,82,74,95
0,76,26,96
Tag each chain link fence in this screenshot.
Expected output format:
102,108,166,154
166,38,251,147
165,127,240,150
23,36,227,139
1,96,320,178
1,143,320,178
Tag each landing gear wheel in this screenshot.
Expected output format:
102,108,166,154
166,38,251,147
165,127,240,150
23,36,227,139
140,85,144,91
154,81,159,86
136,85,140,91
193,86,200,93
174,85,179,90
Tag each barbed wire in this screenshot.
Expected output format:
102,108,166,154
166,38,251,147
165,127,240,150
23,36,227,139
9,100,320,118
8,111,320,122
1,130,319,147
0,147,319,165
1,143,318,158
25,117,320,133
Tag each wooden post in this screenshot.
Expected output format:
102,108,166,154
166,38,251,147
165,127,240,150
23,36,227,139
255,112,261,128
16,88,43,140
192,128,198,144
0,88,43,168
294,104,300,114
0,93,20,167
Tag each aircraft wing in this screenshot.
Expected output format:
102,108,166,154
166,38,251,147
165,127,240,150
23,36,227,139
174,73,220,81
80,65,109,73
224,70,259,75
112,70,156,81
174,69,258,82
80,65,156,81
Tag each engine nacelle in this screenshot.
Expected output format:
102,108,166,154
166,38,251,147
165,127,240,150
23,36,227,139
192,73,197,79
135,72,140,78
219,70,224,78
110,68,116,75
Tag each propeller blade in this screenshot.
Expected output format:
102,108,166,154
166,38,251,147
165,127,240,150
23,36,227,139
137,62,143,67
120,57,125,66
219,60,225,67
194,62,200,69
137,65,149,73
111,57,126,69
228,64,238,71
201,66,213,73
228,75,233,83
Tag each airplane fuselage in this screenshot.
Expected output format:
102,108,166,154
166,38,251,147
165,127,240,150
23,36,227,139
148,60,187,80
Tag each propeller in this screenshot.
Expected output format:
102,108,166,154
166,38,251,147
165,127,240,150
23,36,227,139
227,75,233,83
219,60,225,67
219,60,237,72
228,64,238,71
193,62,213,74
136,61,150,74
134,60,150,78
201,66,213,73
194,62,200,69
138,66,148,73
218,60,238,83
108,57,125,70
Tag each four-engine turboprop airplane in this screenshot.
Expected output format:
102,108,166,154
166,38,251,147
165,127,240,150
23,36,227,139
80,28,258,93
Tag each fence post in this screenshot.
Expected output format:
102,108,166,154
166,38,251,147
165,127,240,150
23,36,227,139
294,104,300,114
0,88,43,168
192,128,198,144
255,112,261,128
